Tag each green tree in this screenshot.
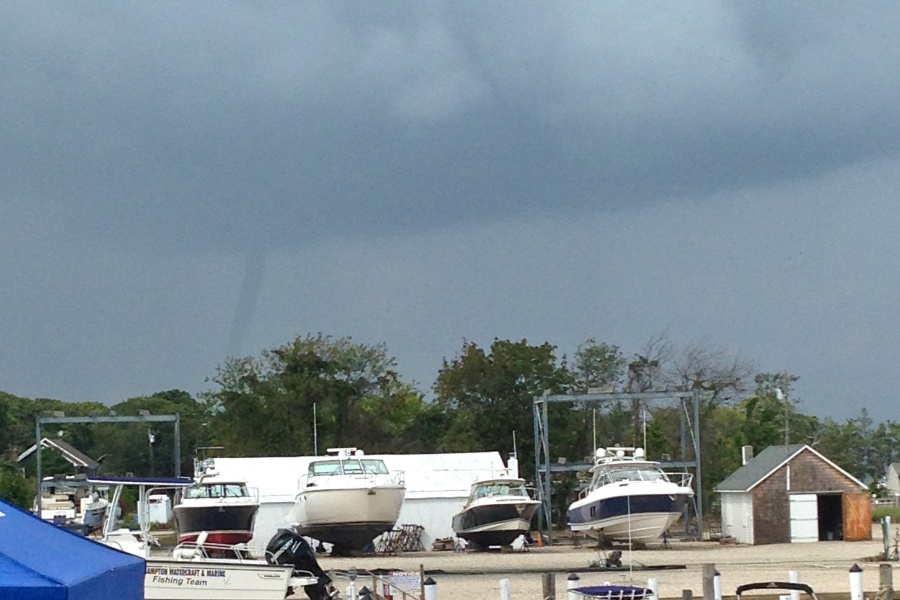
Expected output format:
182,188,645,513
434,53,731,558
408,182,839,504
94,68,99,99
573,339,625,391
0,393,10,454
870,420,900,492
87,390,211,477
434,338,574,479
205,334,426,457
814,410,873,484
0,460,31,508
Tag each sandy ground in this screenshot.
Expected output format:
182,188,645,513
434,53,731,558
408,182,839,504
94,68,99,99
299,529,895,600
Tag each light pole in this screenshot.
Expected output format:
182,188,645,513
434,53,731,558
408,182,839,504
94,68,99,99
148,428,156,476
775,388,788,445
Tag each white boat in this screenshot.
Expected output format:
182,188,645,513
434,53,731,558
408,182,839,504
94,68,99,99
567,446,693,543
34,490,76,522
173,459,260,551
451,476,540,549
92,476,335,600
33,476,109,533
292,447,405,554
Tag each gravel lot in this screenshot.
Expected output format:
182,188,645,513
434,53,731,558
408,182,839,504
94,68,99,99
302,527,895,600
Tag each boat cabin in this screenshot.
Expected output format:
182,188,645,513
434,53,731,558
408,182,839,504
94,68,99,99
188,457,257,500
306,447,391,478
469,479,529,501
306,457,390,477
183,480,252,500
584,447,674,493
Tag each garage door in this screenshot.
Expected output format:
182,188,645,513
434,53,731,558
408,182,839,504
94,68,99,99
790,494,818,543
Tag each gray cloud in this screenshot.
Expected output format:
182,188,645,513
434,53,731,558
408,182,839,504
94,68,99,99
2,2,900,422
3,3,900,252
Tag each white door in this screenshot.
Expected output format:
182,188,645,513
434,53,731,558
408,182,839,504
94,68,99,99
789,494,818,543
722,493,753,544
737,493,753,545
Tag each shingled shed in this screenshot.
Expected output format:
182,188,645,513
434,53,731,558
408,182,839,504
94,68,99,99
715,444,871,545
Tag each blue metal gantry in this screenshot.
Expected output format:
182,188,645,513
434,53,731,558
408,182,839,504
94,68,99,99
532,389,704,545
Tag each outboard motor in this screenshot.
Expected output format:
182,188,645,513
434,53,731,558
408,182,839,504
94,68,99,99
266,529,335,600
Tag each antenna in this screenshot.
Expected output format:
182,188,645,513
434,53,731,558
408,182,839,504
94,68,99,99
512,430,517,457
313,402,318,457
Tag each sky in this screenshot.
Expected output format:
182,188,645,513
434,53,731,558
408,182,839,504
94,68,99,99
2,2,899,423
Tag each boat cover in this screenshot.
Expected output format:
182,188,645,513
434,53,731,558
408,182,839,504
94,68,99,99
573,585,654,599
0,497,145,600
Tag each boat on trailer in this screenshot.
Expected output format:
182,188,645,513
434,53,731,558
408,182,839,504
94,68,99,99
292,447,405,554
452,476,540,549
567,446,693,544
172,458,259,551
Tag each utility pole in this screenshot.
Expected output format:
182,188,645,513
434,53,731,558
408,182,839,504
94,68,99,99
776,388,788,445
148,427,156,476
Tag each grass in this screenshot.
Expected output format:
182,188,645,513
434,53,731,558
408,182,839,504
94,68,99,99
872,506,900,522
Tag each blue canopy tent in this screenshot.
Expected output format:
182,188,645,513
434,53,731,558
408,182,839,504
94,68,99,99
0,497,145,600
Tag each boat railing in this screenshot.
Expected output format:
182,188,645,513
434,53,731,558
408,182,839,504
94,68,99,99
333,567,422,600
666,471,693,488
575,470,693,499
390,470,405,486
298,469,405,489
171,539,255,562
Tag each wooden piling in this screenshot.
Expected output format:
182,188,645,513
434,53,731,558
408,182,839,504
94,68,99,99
881,563,894,600
702,564,716,600
542,572,556,600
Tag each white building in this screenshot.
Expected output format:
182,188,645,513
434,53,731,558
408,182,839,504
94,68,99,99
210,451,516,554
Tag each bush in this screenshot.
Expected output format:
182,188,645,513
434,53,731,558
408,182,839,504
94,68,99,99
0,462,33,509
872,506,900,522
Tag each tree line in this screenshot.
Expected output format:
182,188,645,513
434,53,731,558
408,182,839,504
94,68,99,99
1,333,895,526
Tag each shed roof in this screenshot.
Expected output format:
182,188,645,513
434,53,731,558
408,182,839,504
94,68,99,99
16,437,99,470
714,444,867,493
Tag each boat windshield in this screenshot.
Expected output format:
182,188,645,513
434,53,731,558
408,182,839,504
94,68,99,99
591,466,669,488
361,459,390,474
185,483,249,499
309,460,342,476
309,458,390,476
472,482,529,499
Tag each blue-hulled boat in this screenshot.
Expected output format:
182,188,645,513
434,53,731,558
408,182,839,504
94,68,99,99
567,446,693,543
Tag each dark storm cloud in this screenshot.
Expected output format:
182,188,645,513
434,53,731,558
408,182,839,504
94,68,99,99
3,3,900,251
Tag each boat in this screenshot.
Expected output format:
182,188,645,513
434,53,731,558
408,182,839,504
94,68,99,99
34,487,76,523
567,446,694,543
33,475,110,534
736,582,818,600
451,476,540,548
173,458,260,550
92,476,336,600
292,447,406,554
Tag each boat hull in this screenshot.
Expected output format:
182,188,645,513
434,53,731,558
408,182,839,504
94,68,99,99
568,490,691,542
452,500,540,547
173,503,258,546
293,485,405,551
143,558,302,600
